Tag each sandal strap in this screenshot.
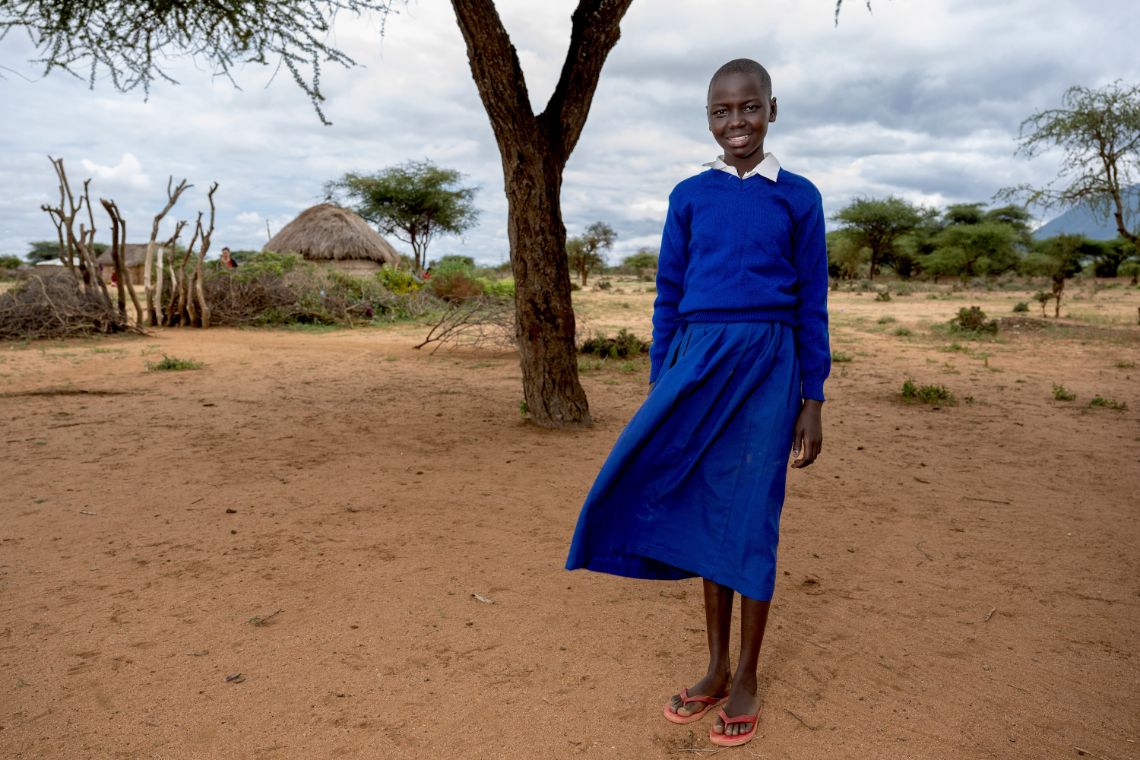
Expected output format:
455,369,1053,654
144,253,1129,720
678,687,722,706
717,707,760,725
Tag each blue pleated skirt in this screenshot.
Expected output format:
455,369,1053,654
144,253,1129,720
565,321,800,601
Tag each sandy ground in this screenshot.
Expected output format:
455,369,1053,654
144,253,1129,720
2,281,1138,759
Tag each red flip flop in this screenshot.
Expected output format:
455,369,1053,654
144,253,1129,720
663,687,728,725
708,705,761,747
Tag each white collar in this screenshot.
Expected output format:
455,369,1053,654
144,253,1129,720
703,152,781,182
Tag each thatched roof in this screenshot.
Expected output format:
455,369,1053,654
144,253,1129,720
96,243,155,268
264,204,400,264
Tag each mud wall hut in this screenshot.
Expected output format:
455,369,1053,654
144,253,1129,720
264,204,401,276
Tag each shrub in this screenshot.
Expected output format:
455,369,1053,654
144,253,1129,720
377,265,422,295
877,315,896,324
596,279,614,291
147,355,204,371
0,254,22,270
1052,384,1076,401
478,276,515,301
875,290,891,302
429,268,484,302
1088,395,1127,410
894,327,913,337
949,305,998,335
1012,301,1030,313
901,379,956,405
580,329,649,359
831,351,853,363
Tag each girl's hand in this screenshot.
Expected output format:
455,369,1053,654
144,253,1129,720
790,399,823,468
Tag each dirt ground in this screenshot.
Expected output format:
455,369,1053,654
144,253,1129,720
2,281,1138,759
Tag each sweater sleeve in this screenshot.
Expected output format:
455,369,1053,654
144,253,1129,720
792,186,831,401
649,190,689,384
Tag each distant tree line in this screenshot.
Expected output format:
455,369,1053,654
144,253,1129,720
827,196,1140,283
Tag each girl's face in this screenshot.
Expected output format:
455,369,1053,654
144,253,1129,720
706,71,777,174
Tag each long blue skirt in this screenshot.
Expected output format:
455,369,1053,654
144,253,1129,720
565,321,800,601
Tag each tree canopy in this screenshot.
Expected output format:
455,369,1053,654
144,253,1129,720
326,160,479,273
566,221,615,287
1006,81,1140,249
831,196,924,279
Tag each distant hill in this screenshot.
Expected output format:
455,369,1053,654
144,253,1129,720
1033,186,1140,240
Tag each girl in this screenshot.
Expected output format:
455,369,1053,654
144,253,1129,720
566,58,829,748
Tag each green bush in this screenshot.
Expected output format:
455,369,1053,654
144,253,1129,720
1012,301,1030,313
596,279,614,290
1088,395,1127,410
147,354,204,371
949,305,998,334
901,379,956,405
580,329,649,359
479,276,515,301
875,290,891,302
0,255,22,269
377,265,422,295
831,351,853,363
1052,383,1076,401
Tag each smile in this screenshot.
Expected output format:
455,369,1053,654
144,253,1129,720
726,135,750,147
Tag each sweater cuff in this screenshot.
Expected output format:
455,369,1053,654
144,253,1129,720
801,377,826,402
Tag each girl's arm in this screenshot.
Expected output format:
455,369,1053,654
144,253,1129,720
649,191,690,383
791,185,830,403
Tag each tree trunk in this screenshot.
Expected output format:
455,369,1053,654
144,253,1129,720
506,146,590,426
451,0,633,427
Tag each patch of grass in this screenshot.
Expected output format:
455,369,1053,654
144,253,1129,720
894,327,912,337
901,379,956,405
1114,360,1136,369
578,357,606,373
875,290,892,302
1088,395,1127,410
942,342,967,352
877,315,897,325
619,360,637,373
1052,384,1076,401
146,355,204,372
518,400,529,416
831,351,853,363
1012,301,1030,313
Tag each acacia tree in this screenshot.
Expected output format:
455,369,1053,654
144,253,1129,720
2,0,861,427
567,221,616,286
832,196,923,279
325,160,478,274
1006,82,1140,251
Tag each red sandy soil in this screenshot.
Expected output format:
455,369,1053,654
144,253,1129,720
1,286,1138,759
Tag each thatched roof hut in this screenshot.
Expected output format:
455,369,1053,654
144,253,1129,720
96,243,159,285
264,204,401,275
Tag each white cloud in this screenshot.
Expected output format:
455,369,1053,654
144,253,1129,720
79,153,151,191
1,0,1139,260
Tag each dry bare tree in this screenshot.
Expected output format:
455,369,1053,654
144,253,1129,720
145,176,191,325
100,197,144,324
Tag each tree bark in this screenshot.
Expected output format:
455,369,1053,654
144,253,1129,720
451,0,633,427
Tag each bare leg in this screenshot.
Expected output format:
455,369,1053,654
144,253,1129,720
667,579,734,716
712,595,771,737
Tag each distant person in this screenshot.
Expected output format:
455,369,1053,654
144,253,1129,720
220,247,238,269
566,58,830,748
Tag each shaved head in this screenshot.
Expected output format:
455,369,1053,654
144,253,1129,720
708,58,772,100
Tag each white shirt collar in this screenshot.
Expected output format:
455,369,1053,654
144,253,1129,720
703,152,781,182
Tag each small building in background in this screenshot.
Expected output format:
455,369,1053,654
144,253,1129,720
264,204,401,276
97,244,159,286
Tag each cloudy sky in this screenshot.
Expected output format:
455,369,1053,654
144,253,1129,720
1,0,1137,265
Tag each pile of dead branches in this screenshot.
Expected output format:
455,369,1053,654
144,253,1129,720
0,269,137,340
414,295,515,353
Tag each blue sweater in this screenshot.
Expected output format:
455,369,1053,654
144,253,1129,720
650,167,831,401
